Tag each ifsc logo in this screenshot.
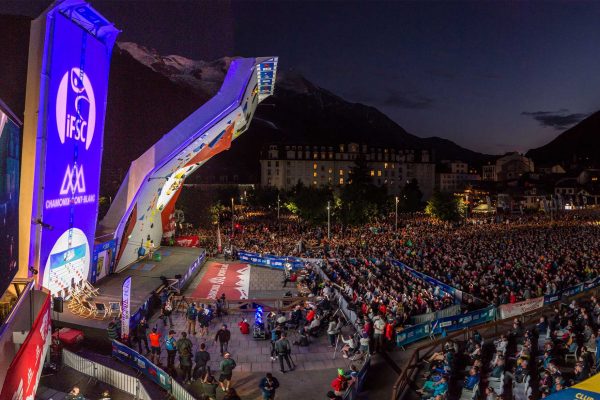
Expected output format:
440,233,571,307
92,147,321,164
56,67,96,150
60,164,86,195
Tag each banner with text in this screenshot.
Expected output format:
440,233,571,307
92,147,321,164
238,250,304,270
32,8,118,296
121,276,131,340
0,293,51,400
111,339,172,391
498,297,544,319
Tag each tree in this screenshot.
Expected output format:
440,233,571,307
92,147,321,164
339,157,387,225
425,191,464,222
287,182,333,223
399,178,423,212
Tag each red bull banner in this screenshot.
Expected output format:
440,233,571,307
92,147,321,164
174,235,200,248
0,293,51,400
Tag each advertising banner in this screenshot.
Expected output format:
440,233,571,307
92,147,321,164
499,297,544,319
0,293,51,400
0,107,20,296
121,276,131,340
192,262,250,300
431,306,496,335
34,10,116,297
238,250,304,270
396,322,431,348
91,239,117,283
111,339,172,391
176,251,206,291
174,235,200,248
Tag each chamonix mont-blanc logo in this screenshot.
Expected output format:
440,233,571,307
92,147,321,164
59,164,86,195
56,67,96,150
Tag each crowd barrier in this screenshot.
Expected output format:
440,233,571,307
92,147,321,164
411,304,461,325
238,250,305,270
111,340,197,400
129,250,206,333
63,349,152,400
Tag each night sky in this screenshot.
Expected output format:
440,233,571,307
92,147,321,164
3,1,600,155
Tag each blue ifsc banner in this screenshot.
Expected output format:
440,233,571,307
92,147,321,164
36,10,116,296
238,250,304,270
111,339,172,391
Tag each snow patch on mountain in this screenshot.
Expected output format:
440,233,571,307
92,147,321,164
117,41,234,98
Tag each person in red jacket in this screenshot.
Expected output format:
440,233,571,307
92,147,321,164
330,369,349,396
238,318,250,335
306,308,315,323
385,319,395,351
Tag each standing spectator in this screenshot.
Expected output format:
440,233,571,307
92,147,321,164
270,326,281,361
330,369,349,397
373,314,385,353
161,299,174,328
148,327,162,365
164,330,177,374
327,317,339,347
136,318,150,354
223,388,241,400
186,303,198,335
193,342,211,380
107,318,120,341
219,352,237,393
201,374,218,400
275,332,294,373
198,305,209,337
176,332,193,384
215,324,231,356
259,373,280,400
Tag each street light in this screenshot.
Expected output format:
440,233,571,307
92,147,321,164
327,201,331,239
395,196,399,231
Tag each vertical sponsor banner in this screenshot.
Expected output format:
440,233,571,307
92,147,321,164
0,292,51,400
91,239,117,283
33,9,117,296
121,276,131,340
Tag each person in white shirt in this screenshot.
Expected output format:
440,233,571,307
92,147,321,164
341,335,356,358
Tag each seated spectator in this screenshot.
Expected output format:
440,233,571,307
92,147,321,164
238,318,250,335
463,366,480,390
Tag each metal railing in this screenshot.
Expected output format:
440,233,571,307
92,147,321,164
63,350,151,399
390,286,600,400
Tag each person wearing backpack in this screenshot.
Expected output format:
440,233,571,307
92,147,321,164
164,330,177,374
176,332,193,383
186,303,198,335
219,352,236,392
259,372,280,400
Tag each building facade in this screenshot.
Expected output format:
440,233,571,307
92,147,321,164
259,143,436,198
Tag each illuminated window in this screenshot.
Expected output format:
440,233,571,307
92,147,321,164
339,169,344,176
313,180,317,185
339,178,344,185
384,163,388,169
328,168,333,174
377,170,382,177
313,172,317,177
313,163,317,169
370,170,375,176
